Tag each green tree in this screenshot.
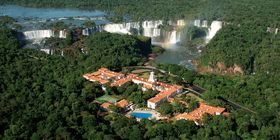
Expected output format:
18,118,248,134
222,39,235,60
159,103,173,115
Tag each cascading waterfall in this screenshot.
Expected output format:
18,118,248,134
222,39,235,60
59,30,67,38
206,21,222,43
169,31,177,44
40,48,51,54
22,19,221,47
194,20,201,27
142,20,163,37
161,30,181,45
23,29,68,40
104,22,140,34
82,26,102,36
23,30,54,40
82,28,90,36
101,20,185,44
177,20,186,27
142,20,163,29
202,20,208,28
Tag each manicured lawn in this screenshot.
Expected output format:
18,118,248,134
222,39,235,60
95,95,118,103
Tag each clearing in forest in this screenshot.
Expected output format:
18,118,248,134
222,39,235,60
95,94,118,103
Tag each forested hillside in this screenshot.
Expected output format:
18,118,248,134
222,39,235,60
199,22,280,74
0,29,150,139
1,0,280,139
1,28,280,139
83,32,150,71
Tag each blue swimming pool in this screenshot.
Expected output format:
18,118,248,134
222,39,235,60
131,112,152,119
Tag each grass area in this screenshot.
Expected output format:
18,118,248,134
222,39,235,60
95,94,118,103
139,72,150,79
131,69,151,74
187,93,204,102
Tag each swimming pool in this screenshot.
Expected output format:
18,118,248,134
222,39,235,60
131,112,152,119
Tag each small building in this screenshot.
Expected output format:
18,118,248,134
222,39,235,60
100,102,113,111
175,102,228,125
147,86,183,109
116,99,129,108
83,68,124,84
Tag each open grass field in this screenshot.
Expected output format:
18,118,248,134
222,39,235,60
95,94,118,103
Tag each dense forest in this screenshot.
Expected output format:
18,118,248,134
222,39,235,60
1,27,280,139
1,0,280,139
0,29,150,139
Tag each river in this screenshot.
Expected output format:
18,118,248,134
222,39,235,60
0,5,105,19
155,44,200,69
0,5,108,30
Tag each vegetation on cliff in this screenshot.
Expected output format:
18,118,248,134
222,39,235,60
199,23,280,75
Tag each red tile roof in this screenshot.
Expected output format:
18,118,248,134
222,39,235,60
175,103,226,122
110,74,139,87
156,82,173,89
84,68,185,109
116,99,129,108
83,68,124,85
132,76,154,85
101,102,113,109
148,86,182,103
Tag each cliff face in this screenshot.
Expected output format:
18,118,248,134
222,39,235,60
193,61,244,75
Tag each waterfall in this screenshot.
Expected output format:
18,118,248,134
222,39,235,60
142,20,163,29
142,20,163,37
143,28,161,37
202,20,208,28
82,27,98,36
194,20,201,27
82,28,90,36
206,21,222,43
100,20,164,38
23,30,54,40
276,28,279,35
98,20,185,44
59,30,67,38
177,20,186,27
169,31,178,44
103,22,140,34
104,23,129,34
161,30,181,44
40,49,51,54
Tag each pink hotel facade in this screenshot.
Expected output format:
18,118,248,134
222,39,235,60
83,68,183,109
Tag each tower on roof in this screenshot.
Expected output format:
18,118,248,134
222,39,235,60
148,71,157,83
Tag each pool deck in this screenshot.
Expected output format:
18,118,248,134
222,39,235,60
126,108,167,120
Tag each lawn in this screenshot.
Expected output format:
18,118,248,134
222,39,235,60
186,93,204,102
95,94,118,103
